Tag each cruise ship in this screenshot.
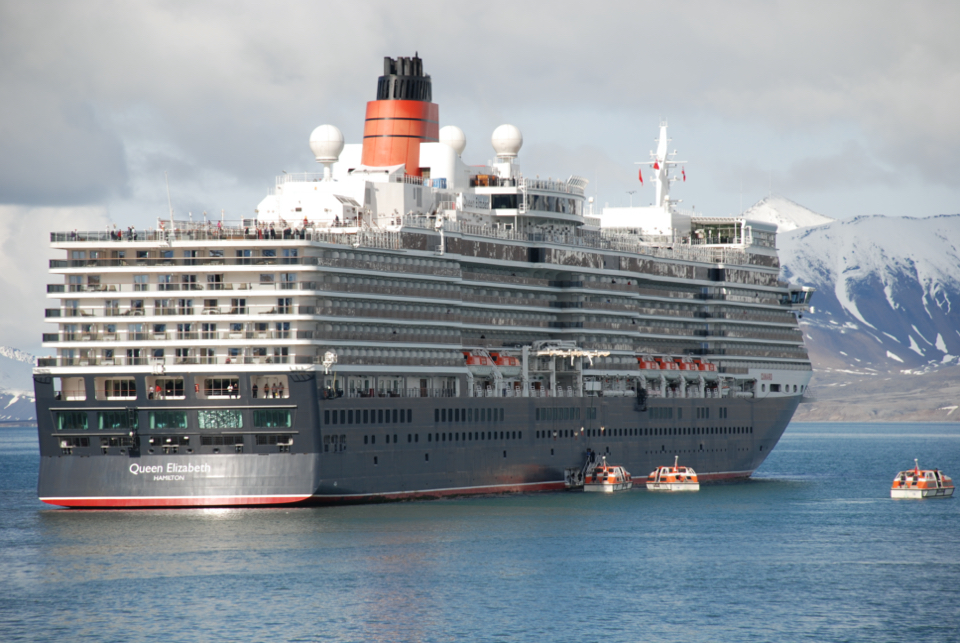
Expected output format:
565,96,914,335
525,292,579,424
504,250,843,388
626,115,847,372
34,55,814,507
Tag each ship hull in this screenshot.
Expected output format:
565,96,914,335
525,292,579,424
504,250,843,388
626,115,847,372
35,376,800,508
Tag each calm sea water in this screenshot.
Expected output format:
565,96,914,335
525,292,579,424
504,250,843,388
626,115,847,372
1,422,958,642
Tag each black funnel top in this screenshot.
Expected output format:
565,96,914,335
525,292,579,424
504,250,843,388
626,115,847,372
376,55,432,102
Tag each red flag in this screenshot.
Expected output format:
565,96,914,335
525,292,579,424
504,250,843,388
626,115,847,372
682,166,686,182
638,168,643,185
653,161,660,170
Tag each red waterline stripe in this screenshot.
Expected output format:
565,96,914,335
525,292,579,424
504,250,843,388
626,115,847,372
40,494,312,508
41,472,756,508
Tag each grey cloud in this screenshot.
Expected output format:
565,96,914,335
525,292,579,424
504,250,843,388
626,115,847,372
2,0,959,213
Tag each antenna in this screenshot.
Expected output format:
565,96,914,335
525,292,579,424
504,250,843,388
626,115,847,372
164,171,174,221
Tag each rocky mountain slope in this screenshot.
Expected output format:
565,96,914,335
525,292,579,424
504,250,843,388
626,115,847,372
767,204,960,422
0,346,36,422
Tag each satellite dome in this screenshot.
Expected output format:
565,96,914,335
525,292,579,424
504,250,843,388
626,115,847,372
439,125,467,156
309,124,344,163
491,124,522,160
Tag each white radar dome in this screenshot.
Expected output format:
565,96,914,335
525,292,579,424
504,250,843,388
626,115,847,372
309,124,344,162
491,124,522,160
439,125,467,156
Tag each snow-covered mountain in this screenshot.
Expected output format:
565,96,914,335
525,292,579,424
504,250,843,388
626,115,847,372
743,195,835,232
0,346,36,422
778,213,960,372
0,346,35,392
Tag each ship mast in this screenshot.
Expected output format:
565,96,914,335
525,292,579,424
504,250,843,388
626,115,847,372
636,121,686,211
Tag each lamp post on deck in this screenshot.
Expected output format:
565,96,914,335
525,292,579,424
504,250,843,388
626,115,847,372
627,191,636,207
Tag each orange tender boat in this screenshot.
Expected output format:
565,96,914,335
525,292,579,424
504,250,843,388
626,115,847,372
891,460,954,499
583,457,633,493
646,455,700,492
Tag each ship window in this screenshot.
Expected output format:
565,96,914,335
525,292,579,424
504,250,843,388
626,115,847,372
425,453,429,462
770,384,781,393
339,410,345,424
371,435,376,444
98,410,137,430
201,377,240,398
500,408,504,422
435,409,440,422
364,435,368,444
428,433,432,442
253,410,292,428
324,410,330,424
148,411,187,430
761,384,766,392
392,409,398,423
374,456,378,465
441,409,446,422
415,434,418,442
407,434,412,443
500,432,504,440
56,411,88,431
147,377,184,400
198,410,242,429
97,377,137,401
441,433,446,442
55,376,86,401
407,409,412,423
348,410,354,424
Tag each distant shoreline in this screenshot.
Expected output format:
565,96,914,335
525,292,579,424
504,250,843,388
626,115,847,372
0,421,37,428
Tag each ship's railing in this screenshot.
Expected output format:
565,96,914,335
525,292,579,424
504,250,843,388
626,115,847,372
51,219,764,268
326,387,456,399
461,272,550,287
46,302,317,319
521,177,585,196
47,281,321,294
314,255,460,278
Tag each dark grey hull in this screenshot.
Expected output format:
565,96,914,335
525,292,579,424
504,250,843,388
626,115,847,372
34,372,799,507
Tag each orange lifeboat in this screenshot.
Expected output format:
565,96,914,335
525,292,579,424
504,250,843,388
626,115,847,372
674,357,699,372
891,460,954,499
693,358,717,372
584,456,633,493
491,353,522,377
463,352,494,376
646,456,700,492
637,355,661,371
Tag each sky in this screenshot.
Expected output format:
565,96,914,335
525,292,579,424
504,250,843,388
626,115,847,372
1,0,959,355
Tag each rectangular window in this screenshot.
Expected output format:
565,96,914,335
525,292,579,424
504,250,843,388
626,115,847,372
150,377,184,399
149,411,188,430
103,378,137,399
98,410,138,430
56,411,88,431
198,410,243,429
254,409,292,428
202,378,240,397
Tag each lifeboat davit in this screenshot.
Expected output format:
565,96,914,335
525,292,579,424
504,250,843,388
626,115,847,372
891,460,954,499
584,457,633,493
646,456,700,492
